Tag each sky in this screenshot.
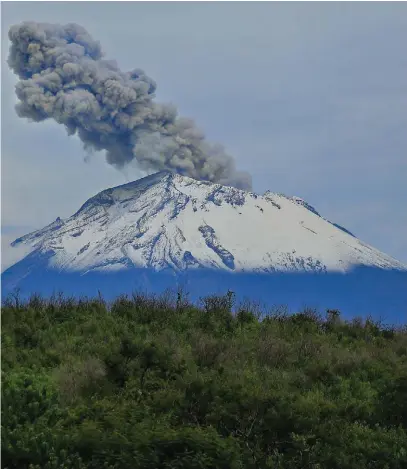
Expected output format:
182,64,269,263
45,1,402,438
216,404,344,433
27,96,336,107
1,1,406,271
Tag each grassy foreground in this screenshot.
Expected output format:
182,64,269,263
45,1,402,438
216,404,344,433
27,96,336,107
2,290,407,469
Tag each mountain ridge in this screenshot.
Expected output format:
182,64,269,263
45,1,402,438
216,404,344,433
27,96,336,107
5,171,406,279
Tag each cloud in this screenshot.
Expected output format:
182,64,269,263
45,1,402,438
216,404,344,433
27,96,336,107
6,21,251,189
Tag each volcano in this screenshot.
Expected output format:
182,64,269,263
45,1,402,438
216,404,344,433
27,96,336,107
2,171,406,322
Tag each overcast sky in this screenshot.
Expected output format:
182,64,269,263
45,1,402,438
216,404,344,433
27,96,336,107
1,1,406,271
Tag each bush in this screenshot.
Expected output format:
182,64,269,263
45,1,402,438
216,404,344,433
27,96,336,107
2,292,407,468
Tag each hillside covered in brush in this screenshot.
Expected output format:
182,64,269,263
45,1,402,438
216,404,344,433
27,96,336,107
2,290,407,469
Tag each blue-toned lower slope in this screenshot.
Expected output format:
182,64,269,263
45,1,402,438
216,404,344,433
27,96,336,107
2,256,406,324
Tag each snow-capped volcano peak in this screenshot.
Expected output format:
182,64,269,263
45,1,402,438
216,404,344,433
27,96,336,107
8,171,406,275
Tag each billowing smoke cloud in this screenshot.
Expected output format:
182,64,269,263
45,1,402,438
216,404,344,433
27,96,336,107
7,21,252,189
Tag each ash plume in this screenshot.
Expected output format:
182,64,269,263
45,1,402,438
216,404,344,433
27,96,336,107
7,21,252,190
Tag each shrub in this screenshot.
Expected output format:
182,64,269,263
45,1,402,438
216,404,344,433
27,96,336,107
2,292,407,468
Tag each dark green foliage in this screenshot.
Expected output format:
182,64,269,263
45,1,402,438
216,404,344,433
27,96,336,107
2,291,407,468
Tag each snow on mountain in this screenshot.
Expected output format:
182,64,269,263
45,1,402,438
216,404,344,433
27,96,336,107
6,171,406,276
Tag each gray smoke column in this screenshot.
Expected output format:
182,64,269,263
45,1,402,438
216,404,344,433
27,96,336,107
7,21,252,189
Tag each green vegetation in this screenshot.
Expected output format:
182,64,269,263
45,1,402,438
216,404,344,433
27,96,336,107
2,290,407,468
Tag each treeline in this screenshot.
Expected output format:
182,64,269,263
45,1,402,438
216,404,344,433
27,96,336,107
2,290,407,468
